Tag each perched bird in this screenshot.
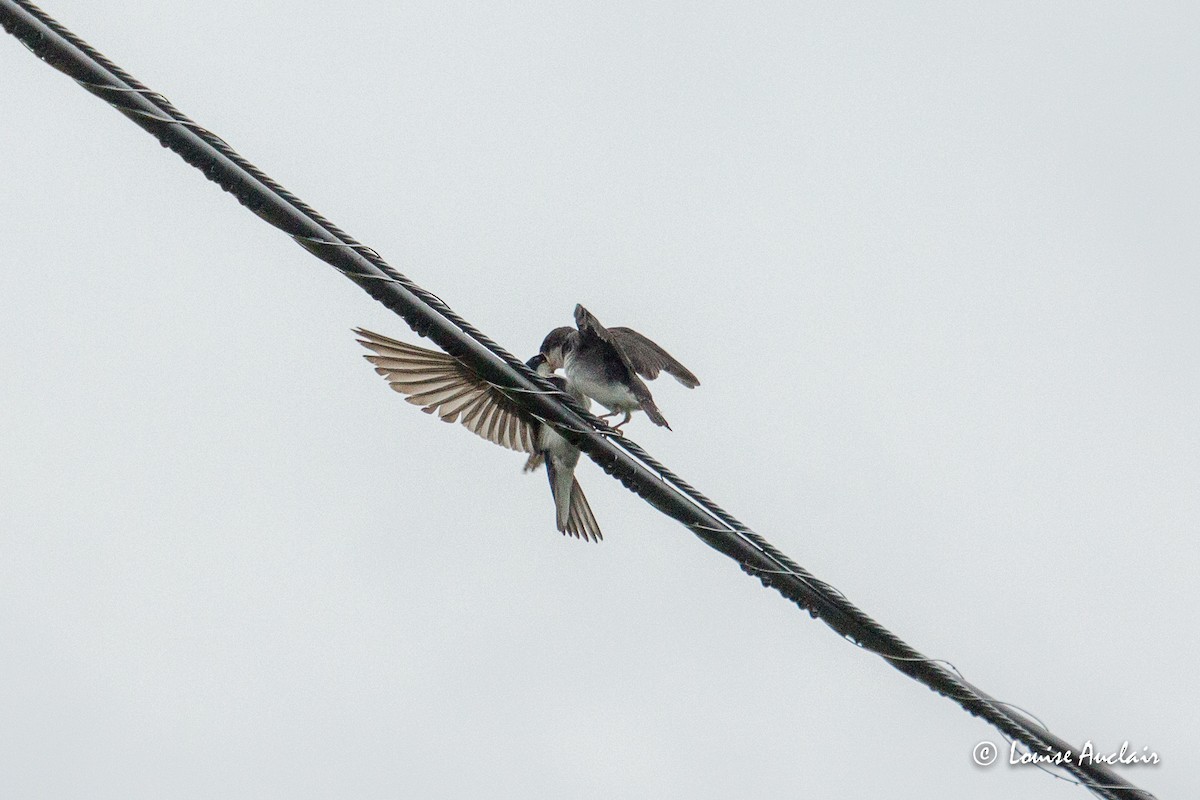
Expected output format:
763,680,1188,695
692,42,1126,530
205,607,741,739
354,327,602,542
539,304,700,430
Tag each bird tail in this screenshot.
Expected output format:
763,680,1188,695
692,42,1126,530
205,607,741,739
545,460,602,542
545,457,574,532
566,478,603,542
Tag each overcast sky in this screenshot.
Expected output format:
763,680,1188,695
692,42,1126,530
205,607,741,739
2,2,1195,798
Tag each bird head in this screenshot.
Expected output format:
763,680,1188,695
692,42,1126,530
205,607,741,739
525,352,551,377
538,326,576,370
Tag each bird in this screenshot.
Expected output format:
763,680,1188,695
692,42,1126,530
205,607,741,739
538,304,699,431
353,327,602,542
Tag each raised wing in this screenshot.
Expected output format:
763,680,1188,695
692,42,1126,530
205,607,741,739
573,304,670,428
573,305,698,388
354,328,537,454
608,327,699,387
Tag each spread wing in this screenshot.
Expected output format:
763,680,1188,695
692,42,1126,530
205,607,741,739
354,327,537,454
607,327,700,387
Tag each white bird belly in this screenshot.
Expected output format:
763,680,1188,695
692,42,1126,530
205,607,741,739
565,358,640,413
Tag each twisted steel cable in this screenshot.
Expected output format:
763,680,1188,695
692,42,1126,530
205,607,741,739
0,3,1154,798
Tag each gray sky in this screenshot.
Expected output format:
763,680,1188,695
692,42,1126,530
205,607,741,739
2,2,1195,798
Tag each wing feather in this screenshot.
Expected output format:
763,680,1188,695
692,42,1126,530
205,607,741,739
434,389,483,422
461,394,491,431
354,328,536,453
478,400,502,444
573,305,673,428
406,382,476,408
607,326,700,387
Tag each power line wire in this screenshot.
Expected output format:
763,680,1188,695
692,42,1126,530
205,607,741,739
0,3,1155,797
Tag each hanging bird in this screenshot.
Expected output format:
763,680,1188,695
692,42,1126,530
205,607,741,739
354,328,602,542
538,304,700,430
